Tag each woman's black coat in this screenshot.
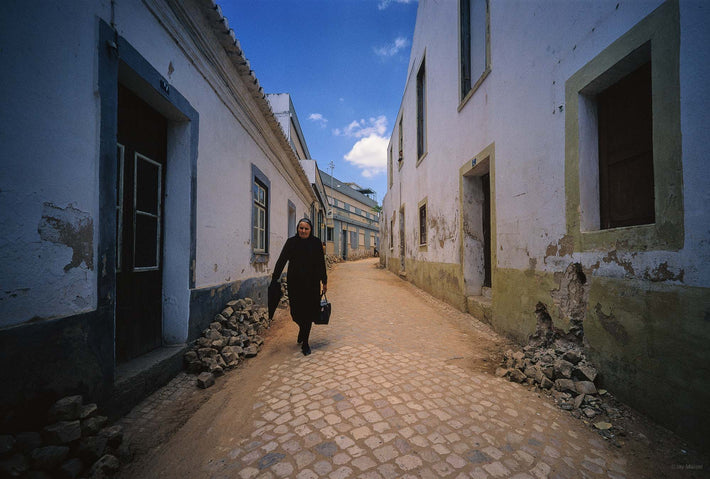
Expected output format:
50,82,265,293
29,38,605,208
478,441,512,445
271,234,327,326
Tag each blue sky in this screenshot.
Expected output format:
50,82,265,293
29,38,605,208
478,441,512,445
220,0,419,204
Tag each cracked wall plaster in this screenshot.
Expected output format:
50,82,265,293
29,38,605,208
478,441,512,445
37,202,94,272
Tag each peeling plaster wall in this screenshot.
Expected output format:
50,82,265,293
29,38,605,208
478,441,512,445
382,0,710,445
112,0,314,294
0,0,106,328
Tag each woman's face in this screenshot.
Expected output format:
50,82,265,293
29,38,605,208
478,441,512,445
297,221,312,239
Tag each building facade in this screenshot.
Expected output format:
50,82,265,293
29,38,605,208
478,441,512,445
267,93,329,240
0,0,319,424
320,171,380,260
381,0,710,445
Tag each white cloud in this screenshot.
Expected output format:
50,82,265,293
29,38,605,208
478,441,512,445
344,134,389,178
374,36,410,57
308,113,327,128
378,0,416,10
333,115,387,138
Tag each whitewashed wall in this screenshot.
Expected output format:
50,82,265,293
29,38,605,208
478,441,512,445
0,0,109,327
0,0,315,335
384,0,710,287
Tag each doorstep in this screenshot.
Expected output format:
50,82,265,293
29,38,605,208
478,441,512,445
466,295,492,324
107,344,187,419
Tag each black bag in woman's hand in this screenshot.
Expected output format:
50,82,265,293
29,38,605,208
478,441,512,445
315,293,331,325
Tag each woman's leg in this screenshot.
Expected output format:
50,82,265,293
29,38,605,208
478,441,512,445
300,319,312,355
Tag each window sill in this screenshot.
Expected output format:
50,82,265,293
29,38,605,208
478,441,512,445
416,152,427,168
458,68,491,112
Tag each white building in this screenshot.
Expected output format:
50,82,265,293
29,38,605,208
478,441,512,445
0,0,318,421
267,93,329,240
382,0,710,445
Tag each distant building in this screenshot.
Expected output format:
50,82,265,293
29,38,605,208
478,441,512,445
0,0,319,424
267,93,328,240
382,0,710,445
320,171,380,260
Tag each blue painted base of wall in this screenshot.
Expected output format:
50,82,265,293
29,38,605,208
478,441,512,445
188,276,270,341
0,310,113,433
0,276,271,432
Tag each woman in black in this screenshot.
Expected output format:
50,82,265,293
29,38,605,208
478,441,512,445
271,218,327,355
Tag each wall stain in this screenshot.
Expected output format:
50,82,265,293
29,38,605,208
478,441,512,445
37,203,93,272
558,234,574,256
544,234,574,262
429,210,457,249
602,250,635,276
643,262,684,283
593,303,629,345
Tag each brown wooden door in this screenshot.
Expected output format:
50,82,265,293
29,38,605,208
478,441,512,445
116,85,166,363
482,173,491,288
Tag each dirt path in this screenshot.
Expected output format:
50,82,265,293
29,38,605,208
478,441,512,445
117,258,707,479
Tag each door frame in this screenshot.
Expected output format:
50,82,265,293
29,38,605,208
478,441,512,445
98,20,199,369
459,142,496,296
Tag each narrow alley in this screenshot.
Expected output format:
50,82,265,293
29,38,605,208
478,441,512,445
117,259,701,479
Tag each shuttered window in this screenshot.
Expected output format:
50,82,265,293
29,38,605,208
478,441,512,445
598,62,654,229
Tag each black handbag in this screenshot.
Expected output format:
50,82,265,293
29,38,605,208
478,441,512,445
315,293,331,325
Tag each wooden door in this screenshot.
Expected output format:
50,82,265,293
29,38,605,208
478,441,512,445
482,173,491,288
598,62,654,229
116,85,167,363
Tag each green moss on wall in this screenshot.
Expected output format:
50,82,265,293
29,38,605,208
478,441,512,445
585,277,710,443
492,268,561,342
494,267,710,445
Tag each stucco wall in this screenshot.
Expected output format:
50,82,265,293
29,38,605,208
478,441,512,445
0,0,109,328
0,0,314,329
382,0,710,445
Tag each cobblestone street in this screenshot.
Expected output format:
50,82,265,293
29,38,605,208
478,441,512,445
117,259,700,479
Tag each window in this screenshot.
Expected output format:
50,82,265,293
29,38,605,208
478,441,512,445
390,217,394,250
350,231,358,249
251,164,270,255
460,0,490,102
326,227,333,242
398,116,403,167
598,62,654,229
252,180,267,252
134,152,162,271
416,59,426,161
419,202,427,246
388,145,393,187
565,1,682,251
318,210,324,238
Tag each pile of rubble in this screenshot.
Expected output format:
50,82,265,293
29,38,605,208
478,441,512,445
0,395,124,478
498,345,605,415
497,301,618,430
183,297,275,389
325,254,341,268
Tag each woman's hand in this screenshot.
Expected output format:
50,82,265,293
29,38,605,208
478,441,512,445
322,283,328,294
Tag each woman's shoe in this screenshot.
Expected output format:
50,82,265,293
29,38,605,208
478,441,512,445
301,344,311,356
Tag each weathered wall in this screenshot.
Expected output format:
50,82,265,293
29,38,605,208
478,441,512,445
494,267,710,444
0,0,106,328
0,0,316,419
382,0,710,446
